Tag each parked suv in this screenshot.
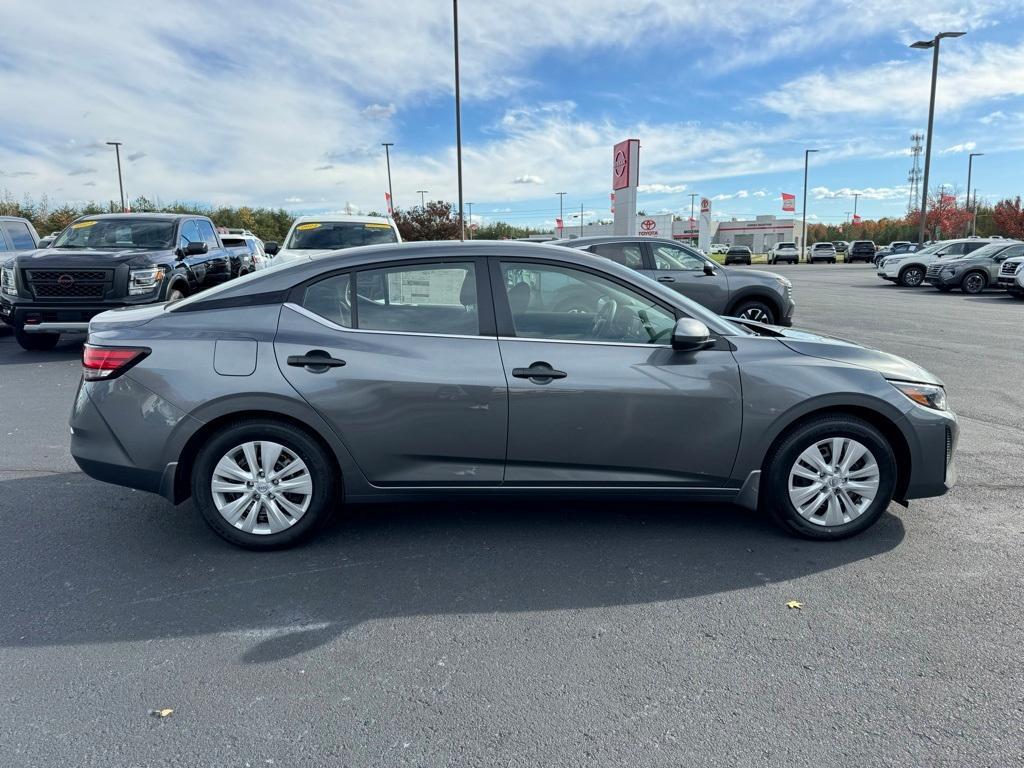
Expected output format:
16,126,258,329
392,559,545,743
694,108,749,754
553,236,795,325
847,240,876,264
997,254,1024,297
874,242,918,266
724,245,752,265
877,238,999,287
71,241,957,549
770,242,799,264
925,240,1024,293
808,242,838,264
832,241,849,256
0,216,41,254
266,215,401,264
0,213,234,350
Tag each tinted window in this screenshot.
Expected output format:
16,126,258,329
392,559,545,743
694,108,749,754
651,243,706,271
591,242,643,269
778,242,796,249
962,241,989,255
356,263,478,335
0,231,9,251
197,219,219,248
500,262,676,345
286,222,398,250
2,221,35,249
179,220,201,249
302,273,352,327
53,218,176,249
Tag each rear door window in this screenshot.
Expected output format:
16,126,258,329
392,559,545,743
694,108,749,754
2,220,35,249
355,263,479,336
590,242,644,269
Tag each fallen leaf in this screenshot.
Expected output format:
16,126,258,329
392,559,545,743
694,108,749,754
149,708,174,718
786,600,803,610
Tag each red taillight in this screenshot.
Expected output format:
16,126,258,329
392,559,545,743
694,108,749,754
82,344,149,381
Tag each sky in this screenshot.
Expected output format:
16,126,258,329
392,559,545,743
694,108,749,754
2,0,1023,229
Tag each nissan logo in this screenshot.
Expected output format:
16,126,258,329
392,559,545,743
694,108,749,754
640,219,656,231
57,274,74,288
614,150,627,178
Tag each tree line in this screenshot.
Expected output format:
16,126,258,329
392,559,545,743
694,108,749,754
4,189,1023,245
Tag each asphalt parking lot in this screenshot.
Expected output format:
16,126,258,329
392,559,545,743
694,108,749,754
0,264,1021,767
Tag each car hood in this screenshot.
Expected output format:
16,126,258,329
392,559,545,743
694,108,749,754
12,247,173,267
737,321,942,386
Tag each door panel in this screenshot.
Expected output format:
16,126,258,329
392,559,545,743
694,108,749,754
275,263,507,486
644,242,730,313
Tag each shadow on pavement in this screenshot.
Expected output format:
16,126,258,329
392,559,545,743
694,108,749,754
0,337,83,365
0,473,905,663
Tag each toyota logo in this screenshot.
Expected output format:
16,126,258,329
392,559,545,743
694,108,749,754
640,219,656,231
614,150,627,178
57,274,74,288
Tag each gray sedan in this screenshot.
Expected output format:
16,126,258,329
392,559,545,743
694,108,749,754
70,241,957,549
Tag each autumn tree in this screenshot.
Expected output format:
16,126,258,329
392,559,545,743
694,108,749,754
392,201,463,241
991,197,1024,239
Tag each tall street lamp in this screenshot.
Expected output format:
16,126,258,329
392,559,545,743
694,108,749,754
467,202,474,239
452,0,465,241
911,31,966,244
966,152,983,235
381,143,395,215
800,149,819,263
417,190,428,208
106,141,125,212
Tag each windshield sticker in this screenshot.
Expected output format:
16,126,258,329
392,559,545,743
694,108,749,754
364,223,392,229
71,221,98,229
296,223,322,231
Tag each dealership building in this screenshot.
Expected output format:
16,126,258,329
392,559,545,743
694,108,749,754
558,213,806,252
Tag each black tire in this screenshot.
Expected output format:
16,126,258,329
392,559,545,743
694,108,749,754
191,419,338,550
960,271,987,294
14,328,60,351
763,415,897,540
829,258,836,264
166,284,187,303
898,265,925,287
732,299,776,324
935,285,953,293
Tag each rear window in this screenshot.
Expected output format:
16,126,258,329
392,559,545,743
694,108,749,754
813,243,832,249
778,242,796,249
286,222,398,250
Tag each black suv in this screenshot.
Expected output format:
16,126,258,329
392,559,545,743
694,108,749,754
0,213,234,350
552,236,795,325
847,240,876,263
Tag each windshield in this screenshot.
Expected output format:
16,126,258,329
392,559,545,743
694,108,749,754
53,219,176,250
284,222,397,250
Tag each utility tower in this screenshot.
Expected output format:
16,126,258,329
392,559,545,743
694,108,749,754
908,132,924,211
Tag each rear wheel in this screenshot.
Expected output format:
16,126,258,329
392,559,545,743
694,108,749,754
898,265,925,287
14,328,60,351
763,415,897,540
960,271,987,294
191,420,338,549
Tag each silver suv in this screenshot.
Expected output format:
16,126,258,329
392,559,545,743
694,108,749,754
877,238,999,287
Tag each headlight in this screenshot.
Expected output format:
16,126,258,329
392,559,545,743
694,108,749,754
777,276,792,288
1,264,17,297
128,265,163,295
890,380,948,411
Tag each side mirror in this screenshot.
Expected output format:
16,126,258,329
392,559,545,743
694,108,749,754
671,318,712,352
184,241,208,256
264,241,280,256
703,263,715,276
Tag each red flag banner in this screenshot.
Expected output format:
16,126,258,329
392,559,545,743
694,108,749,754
610,192,615,214
384,192,393,214
852,214,862,224
555,217,563,231
781,192,796,212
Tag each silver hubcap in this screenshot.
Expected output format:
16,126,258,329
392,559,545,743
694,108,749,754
788,438,880,527
740,306,770,322
211,441,312,535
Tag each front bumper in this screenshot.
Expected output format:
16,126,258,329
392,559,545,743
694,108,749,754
2,299,124,332
997,277,1023,293
899,405,959,501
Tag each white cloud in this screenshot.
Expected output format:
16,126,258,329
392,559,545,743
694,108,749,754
752,190,767,197
941,141,977,154
362,103,396,120
284,196,304,204
638,183,687,194
811,185,908,201
512,175,545,185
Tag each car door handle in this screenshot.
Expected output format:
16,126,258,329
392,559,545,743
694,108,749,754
512,362,567,381
287,351,346,371
657,276,676,283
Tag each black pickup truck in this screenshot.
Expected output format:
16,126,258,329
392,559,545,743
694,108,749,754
1,213,233,350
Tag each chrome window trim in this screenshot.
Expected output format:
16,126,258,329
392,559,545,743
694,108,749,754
498,335,671,349
284,302,488,341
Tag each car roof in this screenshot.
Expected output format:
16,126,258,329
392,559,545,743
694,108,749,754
72,213,188,222
291,214,394,225
554,235,688,247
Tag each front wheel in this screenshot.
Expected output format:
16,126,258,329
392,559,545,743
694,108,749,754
14,328,60,351
733,300,776,324
763,415,897,540
191,419,338,549
960,271,987,294
898,266,925,287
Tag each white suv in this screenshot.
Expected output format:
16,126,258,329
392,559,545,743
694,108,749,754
997,254,1024,297
266,215,402,264
877,238,998,287
770,242,799,264
808,242,838,264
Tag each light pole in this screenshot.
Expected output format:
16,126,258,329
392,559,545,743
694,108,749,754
452,0,465,241
416,190,428,208
556,192,566,234
467,202,474,239
852,192,860,223
689,192,698,242
966,152,983,235
800,149,819,263
381,143,395,215
911,31,966,244
105,141,125,212
579,203,584,237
